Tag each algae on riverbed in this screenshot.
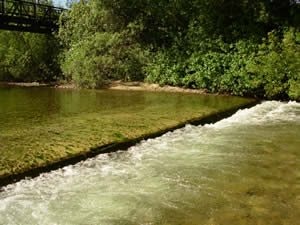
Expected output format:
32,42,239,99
0,87,254,179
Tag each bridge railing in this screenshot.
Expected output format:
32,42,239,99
0,0,65,22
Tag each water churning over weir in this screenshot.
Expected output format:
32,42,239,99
1,101,300,225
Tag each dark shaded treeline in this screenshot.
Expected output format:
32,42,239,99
0,31,61,81
0,0,299,100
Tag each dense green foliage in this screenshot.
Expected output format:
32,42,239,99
58,0,300,100
61,31,147,88
146,28,300,99
0,31,61,82
0,0,299,100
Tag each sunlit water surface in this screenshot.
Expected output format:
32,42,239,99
0,86,250,177
0,101,299,225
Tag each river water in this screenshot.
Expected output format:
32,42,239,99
0,101,299,225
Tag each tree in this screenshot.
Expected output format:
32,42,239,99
0,31,61,82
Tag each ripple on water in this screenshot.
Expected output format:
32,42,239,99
0,101,300,225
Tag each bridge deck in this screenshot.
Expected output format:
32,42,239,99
0,0,65,33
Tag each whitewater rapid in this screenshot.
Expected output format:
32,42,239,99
1,101,299,225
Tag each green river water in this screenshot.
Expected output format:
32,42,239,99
0,86,250,178
0,87,299,225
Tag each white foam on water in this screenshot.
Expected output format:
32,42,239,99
0,101,299,225
206,101,300,129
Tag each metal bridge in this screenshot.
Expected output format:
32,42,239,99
0,0,65,33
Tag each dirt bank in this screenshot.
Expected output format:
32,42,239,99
0,81,211,94
107,81,209,94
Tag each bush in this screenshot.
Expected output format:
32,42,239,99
145,28,300,100
248,28,300,99
59,0,300,100
145,50,185,86
0,31,61,82
61,31,147,88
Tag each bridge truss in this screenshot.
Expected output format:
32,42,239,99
0,0,65,33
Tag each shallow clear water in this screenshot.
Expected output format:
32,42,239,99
0,86,250,177
0,101,299,225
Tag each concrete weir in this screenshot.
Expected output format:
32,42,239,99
0,99,258,188
1,100,299,225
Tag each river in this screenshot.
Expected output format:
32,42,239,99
0,101,299,225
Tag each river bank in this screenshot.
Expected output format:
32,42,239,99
2,80,299,101
0,81,211,94
0,86,257,187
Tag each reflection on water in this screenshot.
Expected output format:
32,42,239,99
0,101,300,225
0,86,240,127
